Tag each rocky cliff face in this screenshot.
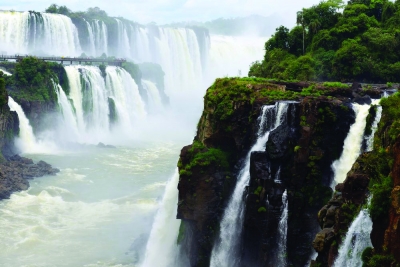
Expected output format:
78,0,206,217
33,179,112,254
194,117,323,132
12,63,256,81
0,86,18,160
176,78,369,267
242,97,355,267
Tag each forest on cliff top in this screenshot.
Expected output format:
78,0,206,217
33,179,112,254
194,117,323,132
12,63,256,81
250,0,400,83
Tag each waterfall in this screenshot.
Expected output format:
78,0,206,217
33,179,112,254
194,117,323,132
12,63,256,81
0,11,81,56
0,68,11,76
141,170,180,267
210,102,289,267
105,66,147,131
365,100,382,152
276,190,289,267
333,208,373,267
142,80,164,113
331,104,371,187
63,65,146,143
115,19,132,58
7,96,37,153
54,83,80,142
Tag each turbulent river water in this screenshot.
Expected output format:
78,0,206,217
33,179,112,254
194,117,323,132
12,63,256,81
0,142,183,267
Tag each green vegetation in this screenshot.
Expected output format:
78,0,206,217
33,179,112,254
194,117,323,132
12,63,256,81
138,62,165,92
257,207,267,213
177,221,185,244
362,247,397,267
250,0,400,82
0,73,7,107
4,57,65,102
178,141,229,176
254,186,263,196
121,62,142,86
365,105,378,136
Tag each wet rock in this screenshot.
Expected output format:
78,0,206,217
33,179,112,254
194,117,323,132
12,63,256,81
313,228,335,253
352,93,372,105
0,155,59,200
97,142,116,148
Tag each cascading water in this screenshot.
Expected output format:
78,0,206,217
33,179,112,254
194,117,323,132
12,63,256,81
141,170,180,267
333,207,373,267
0,68,12,76
331,103,371,187
54,83,80,142
142,80,164,113
365,100,382,152
210,102,289,267
276,190,289,267
7,97,37,153
0,11,81,55
62,65,146,144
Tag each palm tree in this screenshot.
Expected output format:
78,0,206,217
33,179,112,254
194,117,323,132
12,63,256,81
296,10,305,55
309,19,321,34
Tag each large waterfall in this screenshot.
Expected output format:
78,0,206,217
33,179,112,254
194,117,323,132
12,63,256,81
60,65,146,144
210,102,289,267
0,11,81,56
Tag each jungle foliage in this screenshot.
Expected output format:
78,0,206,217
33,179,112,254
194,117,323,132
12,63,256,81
250,0,400,83
4,57,63,102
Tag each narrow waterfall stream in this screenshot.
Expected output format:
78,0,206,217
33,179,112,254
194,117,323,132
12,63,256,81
365,101,382,152
276,190,289,266
333,208,373,267
331,103,371,187
141,170,180,267
7,97,38,153
210,102,289,267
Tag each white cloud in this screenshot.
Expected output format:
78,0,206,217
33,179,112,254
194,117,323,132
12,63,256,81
0,0,322,25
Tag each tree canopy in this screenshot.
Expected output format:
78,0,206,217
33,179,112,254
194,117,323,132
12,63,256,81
250,0,400,82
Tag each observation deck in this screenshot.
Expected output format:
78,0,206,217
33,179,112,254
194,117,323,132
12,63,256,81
0,55,126,66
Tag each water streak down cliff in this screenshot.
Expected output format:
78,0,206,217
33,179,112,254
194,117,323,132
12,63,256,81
177,78,362,267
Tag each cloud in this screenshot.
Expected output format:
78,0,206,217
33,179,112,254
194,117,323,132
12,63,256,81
0,0,322,25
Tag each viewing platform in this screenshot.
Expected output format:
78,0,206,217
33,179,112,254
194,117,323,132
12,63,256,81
0,55,126,66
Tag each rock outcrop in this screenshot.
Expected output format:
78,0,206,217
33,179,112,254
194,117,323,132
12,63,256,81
0,155,60,199
177,78,365,267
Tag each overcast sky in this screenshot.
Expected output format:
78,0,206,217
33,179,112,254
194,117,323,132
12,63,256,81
1,0,322,26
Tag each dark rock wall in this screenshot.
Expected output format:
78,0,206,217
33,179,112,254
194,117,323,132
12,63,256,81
242,97,355,267
0,94,19,160
177,95,356,267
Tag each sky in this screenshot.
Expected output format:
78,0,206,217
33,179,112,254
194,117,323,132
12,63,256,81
0,0,322,26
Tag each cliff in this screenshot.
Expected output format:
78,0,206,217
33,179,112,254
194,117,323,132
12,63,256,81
176,78,373,266
0,71,60,200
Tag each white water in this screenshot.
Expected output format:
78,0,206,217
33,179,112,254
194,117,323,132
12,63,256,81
0,142,181,267
142,80,164,113
277,190,289,267
276,190,289,267
7,96,37,153
62,65,146,144
365,101,382,152
331,104,371,187
0,11,81,56
141,170,180,267
333,208,373,267
210,102,289,267
0,68,12,76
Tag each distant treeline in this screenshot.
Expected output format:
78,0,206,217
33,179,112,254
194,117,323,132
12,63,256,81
249,0,400,83
165,14,283,37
